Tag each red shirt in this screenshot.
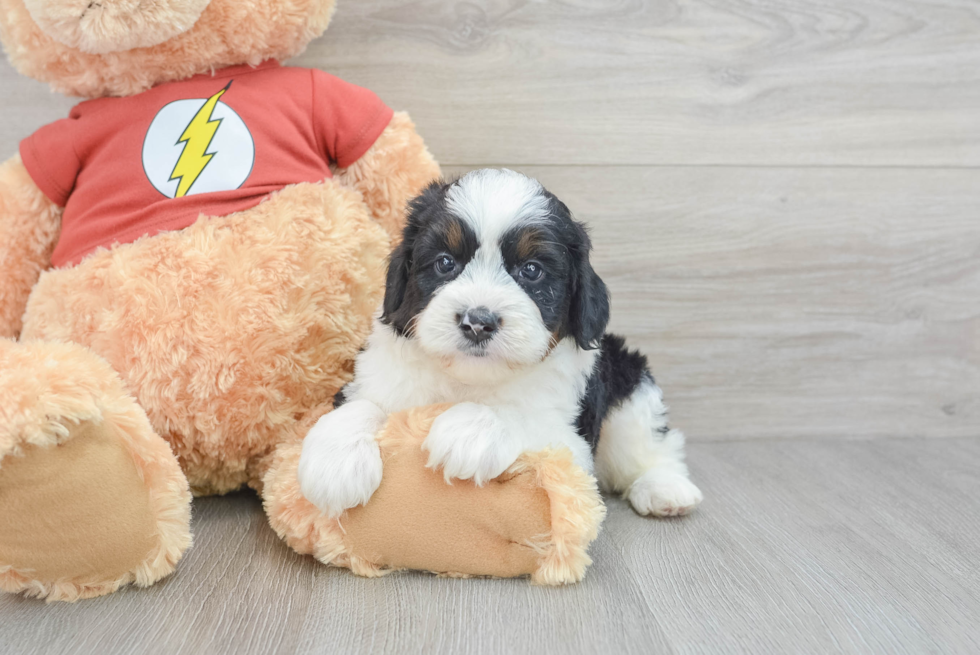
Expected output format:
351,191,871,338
20,60,393,267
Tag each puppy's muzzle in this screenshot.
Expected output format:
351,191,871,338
458,307,499,344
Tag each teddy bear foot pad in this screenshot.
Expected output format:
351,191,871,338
0,340,192,602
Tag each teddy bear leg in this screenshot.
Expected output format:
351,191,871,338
261,405,605,584
0,339,192,602
258,405,351,567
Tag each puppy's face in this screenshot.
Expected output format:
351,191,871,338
382,169,609,382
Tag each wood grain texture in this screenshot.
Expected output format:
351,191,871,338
0,2,975,442
444,165,980,440
2,1,978,648
2,1,979,167
2,437,978,654
288,0,980,166
0,68,76,161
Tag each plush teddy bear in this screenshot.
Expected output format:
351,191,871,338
0,0,604,601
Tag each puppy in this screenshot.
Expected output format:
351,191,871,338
298,169,702,518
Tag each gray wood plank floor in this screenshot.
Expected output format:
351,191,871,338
2,437,978,654
1,0,977,652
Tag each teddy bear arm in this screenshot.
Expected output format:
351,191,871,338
0,154,62,339
263,405,606,584
334,112,441,243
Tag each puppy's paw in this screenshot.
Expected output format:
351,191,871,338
627,469,703,517
297,400,388,518
423,402,522,486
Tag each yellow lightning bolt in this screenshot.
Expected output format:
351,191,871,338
170,82,232,198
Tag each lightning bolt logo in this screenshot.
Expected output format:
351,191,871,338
169,82,232,198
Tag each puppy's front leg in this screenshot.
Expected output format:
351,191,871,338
423,403,524,486
298,400,387,517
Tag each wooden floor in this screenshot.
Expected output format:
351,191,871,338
2,438,979,654
1,0,978,653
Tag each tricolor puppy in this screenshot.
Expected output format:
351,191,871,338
298,169,702,518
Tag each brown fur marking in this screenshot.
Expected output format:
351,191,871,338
516,229,542,261
446,219,464,252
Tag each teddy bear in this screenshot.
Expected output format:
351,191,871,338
0,0,604,601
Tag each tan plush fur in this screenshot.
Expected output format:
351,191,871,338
335,112,441,244
0,0,602,599
21,181,390,496
0,340,192,602
512,450,607,585
262,405,349,569
264,405,604,584
0,0,447,600
0,0,337,98
22,0,213,55
0,155,61,339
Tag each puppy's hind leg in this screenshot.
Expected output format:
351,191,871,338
594,379,703,517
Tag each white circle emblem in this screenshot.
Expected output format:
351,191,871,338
142,93,254,199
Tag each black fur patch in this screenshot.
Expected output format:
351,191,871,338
545,193,610,350
381,181,480,335
576,333,656,451
499,190,610,349
332,384,348,409
499,220,573,336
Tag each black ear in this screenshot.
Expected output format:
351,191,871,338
381,238,412,325
381,180,445,330
567,221,610,350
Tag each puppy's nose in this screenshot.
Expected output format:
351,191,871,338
458,307,499,344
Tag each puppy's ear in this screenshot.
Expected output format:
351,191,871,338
381,180,445,330
382,239,412,325
566,213,610,350
403,179,445,227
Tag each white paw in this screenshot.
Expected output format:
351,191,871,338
297,400,387,518
627,470,703,517
422,402,522,486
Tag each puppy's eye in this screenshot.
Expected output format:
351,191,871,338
435,254,456,275
520,261,543,281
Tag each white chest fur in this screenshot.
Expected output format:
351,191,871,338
345,320,599,470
